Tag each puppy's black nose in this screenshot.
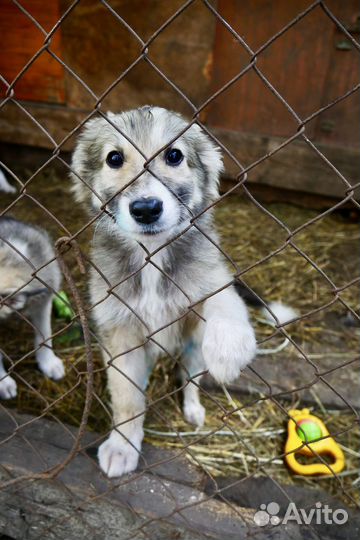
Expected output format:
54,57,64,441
129,198,163,224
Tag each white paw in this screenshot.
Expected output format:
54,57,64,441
98,430,141,478
0,374,17,399
184,400,205,427
38,353,65,380
202,318,257,384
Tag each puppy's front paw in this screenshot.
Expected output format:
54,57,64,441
202,318,256,384
98,431,141,478
38,353,65,381
0,374,17,399
184,401,206,427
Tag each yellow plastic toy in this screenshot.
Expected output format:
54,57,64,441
285,408,345,476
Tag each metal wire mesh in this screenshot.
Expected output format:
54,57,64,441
0,1,359,538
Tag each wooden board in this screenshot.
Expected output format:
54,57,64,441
0,102,358,202
207,0,360,149
0,410,301,540
58,0,216,114
203,351,360,411
0,0,65,103
210,127,360,201
207,0,332,138
0,0,358,202
313,2,360,148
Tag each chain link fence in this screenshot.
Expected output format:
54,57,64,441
0,1,359,539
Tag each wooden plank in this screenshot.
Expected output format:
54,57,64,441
0,102,84,150
0,410,309,540
219,178,359,212
0,0,65,103
0,103,358,201
207,0,335,139
58,0,216,114
313,0,360,149
212,126,360,200
203,351,360,410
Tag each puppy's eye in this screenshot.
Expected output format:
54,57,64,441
106,151,124,169
165,148,183,166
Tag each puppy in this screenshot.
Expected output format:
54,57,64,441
0,217,65,398
71,106,257,477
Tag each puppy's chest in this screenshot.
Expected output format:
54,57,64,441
136,263,184,329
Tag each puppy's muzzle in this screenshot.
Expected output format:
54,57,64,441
129,198,163,225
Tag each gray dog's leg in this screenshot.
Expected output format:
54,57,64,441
30,294,65,380
180,330,206,428
0,351,17,399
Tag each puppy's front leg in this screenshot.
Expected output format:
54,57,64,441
31,295,65,380
98,326,148,478
180,336,206,428
0,352,17,399
202,287,257,384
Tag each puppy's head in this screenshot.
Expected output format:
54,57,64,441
71,106,223,239
0,248,28,319
0,290,27,319
0,260,27,318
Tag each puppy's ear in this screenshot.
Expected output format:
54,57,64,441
10,293,27,311
192,124,224,200
70,117,106,208
1,291,27,312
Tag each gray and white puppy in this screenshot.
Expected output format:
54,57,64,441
0,217,65,398
71,106,257,478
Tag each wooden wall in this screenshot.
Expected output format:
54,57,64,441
0,0,215,147
0,0,65,103
0,0,359,201
208,0,360,149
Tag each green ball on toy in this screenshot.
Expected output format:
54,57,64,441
296,419,322,442
53,291,75,320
